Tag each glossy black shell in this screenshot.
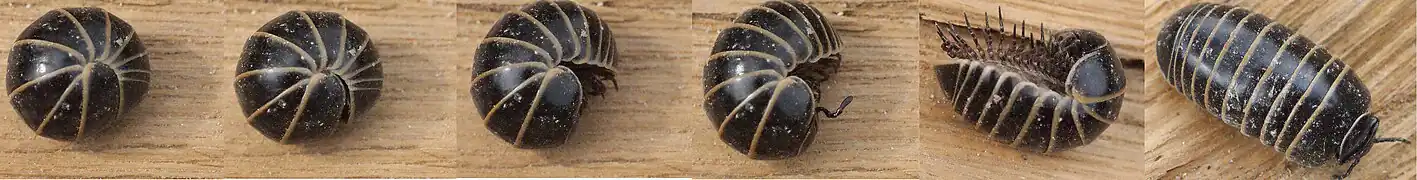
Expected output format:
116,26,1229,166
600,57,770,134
471,0,617,149
7,7,150,141
236,11,381,144
1157,3,1394,174
932,12,1125,153
702,0,843,160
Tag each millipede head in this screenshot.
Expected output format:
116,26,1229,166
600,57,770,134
564,63,618,96
1334,112,1408,179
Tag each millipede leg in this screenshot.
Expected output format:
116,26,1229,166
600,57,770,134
1373,137,1410,144
816,96,855,118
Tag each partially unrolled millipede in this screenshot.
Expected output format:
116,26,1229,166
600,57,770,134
471,0,617,149
8,7,150,141
1156,3,1409,178
931,10,1125,153
236,11,382,144
702,0,854,160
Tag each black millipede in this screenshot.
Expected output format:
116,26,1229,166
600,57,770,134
235,11,382,144
470,0,617,149
930,9,1126,153
7,7,150,141
1156,3,1409,178
702,0,854,160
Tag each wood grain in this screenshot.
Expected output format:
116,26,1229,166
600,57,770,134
691,0,918,178
917,0,1146,179
9,0,1404,179
456,0,698,177
1143,0,1417,179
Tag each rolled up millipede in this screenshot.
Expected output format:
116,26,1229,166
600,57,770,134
1156,3,1409,178
8,7,150,141
702,0,854,160
235,11,382,144
931,10,1126,153
470,0,617,149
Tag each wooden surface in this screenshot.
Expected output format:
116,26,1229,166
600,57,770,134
0,0,1412,179
917,0,1146,179
1143,0,1417,179
690,0,918,178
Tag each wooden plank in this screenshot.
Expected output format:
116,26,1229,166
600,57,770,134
917,0,1146,179
1143,0,1416,179
0,0,1405,179
690,0,919,178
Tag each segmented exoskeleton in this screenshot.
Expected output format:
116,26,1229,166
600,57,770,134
1156,3,1409,178
236,11,382,144
7,7,150,141
931,10,1125,153
702,0,854,160
471,0,617,149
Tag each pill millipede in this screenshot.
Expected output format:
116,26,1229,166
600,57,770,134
8,7,151,141
1155,3,1410,178
470,0,618,149
930,8,1127,153
701,0,855,160
235,10,382,144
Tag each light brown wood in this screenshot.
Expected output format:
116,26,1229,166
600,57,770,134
690,0,918,178
1143,0,1416,179
3,0,1408,179
917,0,1146,179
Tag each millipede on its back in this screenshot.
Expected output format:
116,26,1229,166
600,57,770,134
702,0,854,160
236,11,381,144
1156,3,1409,178
471,0,617,149
930,9,1126,153
8,7,150,141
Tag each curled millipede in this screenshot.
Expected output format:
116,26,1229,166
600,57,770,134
702,0,854,160
1156,3,1409,178
931,9,1125,153
7,7,150,141
470,0,617,149
236,11,382,144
